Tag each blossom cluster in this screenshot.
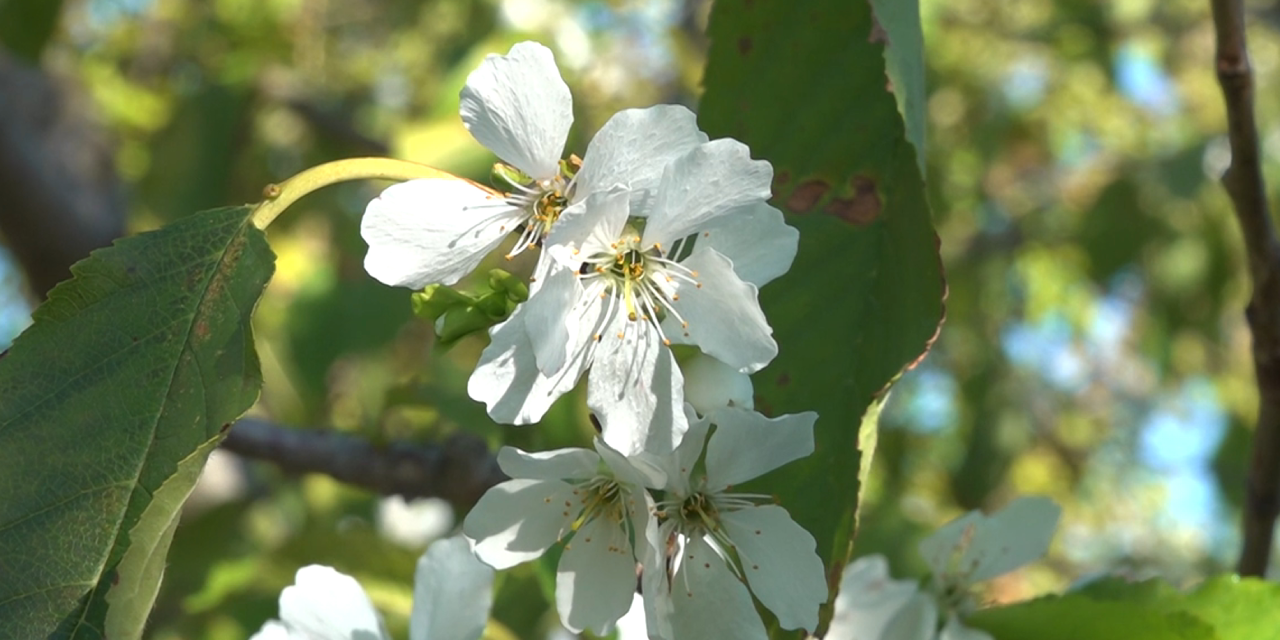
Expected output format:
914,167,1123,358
359,41,826,639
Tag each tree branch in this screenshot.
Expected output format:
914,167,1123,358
222,418,506,512
1211,0,1280,577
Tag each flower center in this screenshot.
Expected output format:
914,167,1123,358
492,161,579,259
573,476,628,528
577,230,701,346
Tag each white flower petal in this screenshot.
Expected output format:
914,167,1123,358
556,516,641,635
682,353,754,415
463,478,579,569
640,521,675,640
593,437,661,488
721,505,826,632
694,201,798,288
459,41,572,178
468,308,587,425
663,406,710,495
962,496,1061,582
826,555,921,640
676,249,777,373
587,314,688,456
496,446,601,481
918,511,982,582
644,138,773,245
705,408,816,490
575,105,708,215
546,186,632,260
278,565,387,640
522,262,581,375
881,592,939,640
940,616,994,640
409,537,495,640
248,620,292,640
669,536,768,640
362,178,521,288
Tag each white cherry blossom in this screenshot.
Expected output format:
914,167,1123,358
643,405,826,640
822,497,1061,640
462,439,663,635
361,41,707,290
249,536,494,640
468,138,798,450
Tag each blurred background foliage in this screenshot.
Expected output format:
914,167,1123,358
0,0,1276,637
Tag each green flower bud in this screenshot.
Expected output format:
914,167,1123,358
491,162,531,191
411,285,476,322
488,268,529,302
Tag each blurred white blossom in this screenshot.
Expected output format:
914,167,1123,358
376,496,454,549
250,536,494,640
824,497,1062,640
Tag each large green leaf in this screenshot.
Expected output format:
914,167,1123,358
969,576,1280,640
699,0,943,632
0,206,274,637
869,0,927,168
0,0,63,61
1076,576,1280,640
967,593,1216,640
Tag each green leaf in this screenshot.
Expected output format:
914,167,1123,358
1078,576,1280,640
1182,576,1280,639
0,206,274,637
0,0,64,61
967,593,1217,640
699,0,943,632
970,576,1280,640
868,0,927,169
104,438,223,639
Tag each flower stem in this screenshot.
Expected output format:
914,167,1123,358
250,157,497,230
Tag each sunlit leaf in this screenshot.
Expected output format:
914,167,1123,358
700,0,944,633
0,206,274,636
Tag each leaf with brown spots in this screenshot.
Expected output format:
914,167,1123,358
701,0,943,635
0,206,274,636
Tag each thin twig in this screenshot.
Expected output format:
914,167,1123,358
222,418,507,512
1211,0,1280,577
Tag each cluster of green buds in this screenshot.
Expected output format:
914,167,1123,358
411,269,529,345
